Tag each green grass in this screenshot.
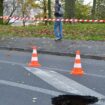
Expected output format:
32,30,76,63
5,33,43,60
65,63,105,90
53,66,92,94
0,23,105,40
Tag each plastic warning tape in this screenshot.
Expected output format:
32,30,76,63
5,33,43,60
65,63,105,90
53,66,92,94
0,16,105,23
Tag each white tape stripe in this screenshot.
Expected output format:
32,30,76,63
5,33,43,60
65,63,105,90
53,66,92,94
89,20,92,22
79,19,83,22
95,20,98,22
84,20,87,22
32,57,38,61
1,16,105,23
99,20,104,22
0,80,63,96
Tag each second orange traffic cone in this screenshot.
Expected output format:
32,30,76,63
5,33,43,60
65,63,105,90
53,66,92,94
70,50,84,75
28,46,41,67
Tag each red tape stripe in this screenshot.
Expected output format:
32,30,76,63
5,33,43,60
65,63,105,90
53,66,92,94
1,16,105,23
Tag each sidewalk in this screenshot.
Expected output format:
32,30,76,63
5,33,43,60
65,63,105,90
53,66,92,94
0,37,105,60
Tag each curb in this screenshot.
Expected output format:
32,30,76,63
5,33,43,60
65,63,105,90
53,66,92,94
0,46,105,60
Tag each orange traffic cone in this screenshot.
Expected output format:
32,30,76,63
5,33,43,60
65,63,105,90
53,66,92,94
71,50,84,75
28,46,41,67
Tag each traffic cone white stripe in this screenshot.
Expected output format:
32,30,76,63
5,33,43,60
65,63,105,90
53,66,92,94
33,50,37,54
74,64,82,68
70,50,84,75
76,55,80,59
31,57,38,61
28,46,41,67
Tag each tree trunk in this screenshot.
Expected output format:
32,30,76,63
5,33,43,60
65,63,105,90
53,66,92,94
91,0,96,19
22,11,25,27
48,0,51,18
0,0,3,24
22,0,25,26
65,0,76,18
43,0,47,25
48,0,52,24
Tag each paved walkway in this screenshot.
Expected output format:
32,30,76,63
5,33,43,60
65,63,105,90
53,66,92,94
0,37,105,60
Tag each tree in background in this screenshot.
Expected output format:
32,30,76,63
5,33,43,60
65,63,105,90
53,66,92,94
17,0,39,26
91,0,96,19
95,0,105,19
78,0,84,3
36,0,53,24
65,0,76,18
90,0,105,19
0,0,3,24
36,0,47,24
2,0,104,25
4,0,18,24
48,0,51,18
75,0,91,19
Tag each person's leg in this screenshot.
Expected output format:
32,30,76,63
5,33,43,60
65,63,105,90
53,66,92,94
54,21,59,39
59,21,63,39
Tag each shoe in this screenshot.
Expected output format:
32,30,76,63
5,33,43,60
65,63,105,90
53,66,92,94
55,38,62,41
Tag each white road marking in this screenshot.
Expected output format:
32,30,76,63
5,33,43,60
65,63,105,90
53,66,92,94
32,97,37,103
0,59,105,79
32,100,36,103
0,80,63,96
0,60,25,66
0,59,105,104
84,73,105,78
42,66,105,79
32,97,37,100
25,67,105,105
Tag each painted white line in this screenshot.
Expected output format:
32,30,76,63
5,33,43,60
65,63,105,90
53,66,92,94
42,66,105,79
32,97,37,100
0,59,105,104
0,60,25,66
0,80,63,96
25,67,105,104
0,59,105,79
32,97,37,103
84,73,105,78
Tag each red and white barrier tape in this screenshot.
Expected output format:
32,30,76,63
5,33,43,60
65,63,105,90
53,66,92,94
0,16,105,23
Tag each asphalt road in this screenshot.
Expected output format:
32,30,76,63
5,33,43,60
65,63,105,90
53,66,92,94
0,49,105,105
